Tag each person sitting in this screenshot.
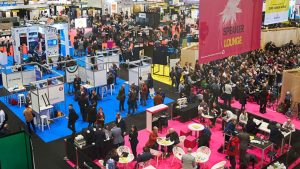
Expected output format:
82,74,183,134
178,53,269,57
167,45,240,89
163,128,179,157
198,125,211,147
145,126,159,150
198,99,208,123
269,123,284,149
135,147,153,169
222,110,236,130
181,148,197,169
282,118,295,132
224,119,237,135
245,116,261,136
104,149,119,169
239,110,248,128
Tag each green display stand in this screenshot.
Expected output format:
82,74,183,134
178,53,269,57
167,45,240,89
0,131,34,169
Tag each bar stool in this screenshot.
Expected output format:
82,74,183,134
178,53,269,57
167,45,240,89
40,115,50,132
18,94,26,107
101,86,108,98
110,83,115,95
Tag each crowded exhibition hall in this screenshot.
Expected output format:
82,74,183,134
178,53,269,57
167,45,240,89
1,0,300,169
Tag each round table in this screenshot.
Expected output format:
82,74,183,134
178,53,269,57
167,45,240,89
191,152,210,163
118,154,135,169
157,137,174,159
188,123,205,137
201,113,214,126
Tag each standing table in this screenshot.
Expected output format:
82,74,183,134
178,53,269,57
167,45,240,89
188,123,204,138
146,104,169,132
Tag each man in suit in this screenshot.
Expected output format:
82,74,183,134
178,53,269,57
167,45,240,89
68,104,78,135
111,123,124,148
78,92,89,122
238,130,250,166
115,113,126,136
95,127,106,158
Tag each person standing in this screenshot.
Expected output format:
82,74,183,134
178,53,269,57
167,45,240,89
78,92,89,122
23,104,36,133
226,132,239,169
117,85,126,112
128,87,136,115
95,127,106,159
129,125,139,158
181,148,197,169
87,102,97,127
154,92,163,106
259,85,268,114
223,80,232,108
111,123,124,148
141,82,148,106
115,113,127,136
73,75,81,94
96,107,105,128
89,89,99,106
68,104,78,134
238,130,250,166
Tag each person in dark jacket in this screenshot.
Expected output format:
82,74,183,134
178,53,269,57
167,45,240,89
239,89,247,110
95,127,106,158
129,125,139,158
68,104,79,134
73,75,81,94
117,85,126,112
135,147,153,169
78,92,89,122
164,128,179,156
87,102,97,127
238,129,250,166
198,126,211,147
115,113,127,136
259,86,268,114
89,89,99,106
269,123,284,149
246,116,261,136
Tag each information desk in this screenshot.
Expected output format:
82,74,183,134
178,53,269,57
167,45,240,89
146,104,169,132
173,102,199,122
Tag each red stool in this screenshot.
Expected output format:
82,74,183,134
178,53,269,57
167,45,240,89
180,128,192,136
184,135,197,148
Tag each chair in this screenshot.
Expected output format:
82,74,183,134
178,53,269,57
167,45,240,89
150,148,162,167
180,128,192,136
211,161,226,169
18,94,26,107
40,115,50,132
177,136,186,148
171,146,185,166
184,135,197,149
196,146,211,163
101,86,108,98
116,146,131,156
136,160,151,168
110,83,115,95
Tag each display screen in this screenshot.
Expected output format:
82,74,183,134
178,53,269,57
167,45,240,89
47,39,58,46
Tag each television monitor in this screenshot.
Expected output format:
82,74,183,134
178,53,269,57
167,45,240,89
47,39,58,46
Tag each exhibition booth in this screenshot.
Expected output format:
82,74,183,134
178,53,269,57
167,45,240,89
261,27,300,48
128,57,152,86
11,22,70,64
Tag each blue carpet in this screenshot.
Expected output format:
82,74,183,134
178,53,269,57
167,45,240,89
0,78,174,143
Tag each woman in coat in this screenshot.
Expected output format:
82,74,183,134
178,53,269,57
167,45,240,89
117,85,126,112
129,125,139,158
226,133,239,169
96,107,105,128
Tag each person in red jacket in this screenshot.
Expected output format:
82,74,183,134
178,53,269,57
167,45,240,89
226,132,239,169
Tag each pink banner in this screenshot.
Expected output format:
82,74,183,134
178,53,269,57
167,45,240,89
199,0,263,63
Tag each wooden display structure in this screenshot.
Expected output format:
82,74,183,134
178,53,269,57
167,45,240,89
146,104,169,132
180,43,198,68
280,68,300,117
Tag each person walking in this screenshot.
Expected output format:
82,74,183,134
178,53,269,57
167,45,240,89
226,132,239,169
129,125,139,158
117,85,126,112
68,104,79,135
23,104,36,133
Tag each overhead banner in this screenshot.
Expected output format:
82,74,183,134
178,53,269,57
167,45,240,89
199,0,263,64
264,0,290,25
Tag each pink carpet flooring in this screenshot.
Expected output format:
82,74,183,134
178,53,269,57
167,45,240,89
114,119,274,169
229,100,300,130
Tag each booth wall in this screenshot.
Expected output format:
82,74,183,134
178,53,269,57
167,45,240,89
94,70,107,87
261,27,300,48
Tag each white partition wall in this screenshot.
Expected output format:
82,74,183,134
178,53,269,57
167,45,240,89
128,57,152,86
